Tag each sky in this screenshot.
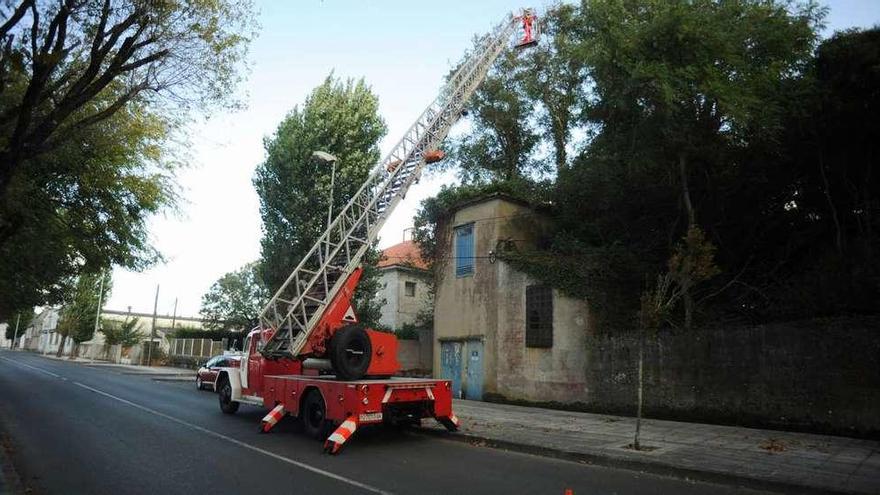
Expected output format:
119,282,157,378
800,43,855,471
106,0,880,318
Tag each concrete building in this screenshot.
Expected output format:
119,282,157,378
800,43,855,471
432,193,591,403
377,240,432,331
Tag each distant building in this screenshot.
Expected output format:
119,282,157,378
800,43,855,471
377,240,432,331
432,193,591,402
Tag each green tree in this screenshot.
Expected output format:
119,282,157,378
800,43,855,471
432,0,843,330
253,75,388,327
55,271,111,356
449,50,540,183
570,0,821,329
0,98,174,320
4,309,33,342
0,0,255,319
101,316,143,347
200,262,268,331
447,5,586,182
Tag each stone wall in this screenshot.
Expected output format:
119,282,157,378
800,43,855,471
584,317,880,437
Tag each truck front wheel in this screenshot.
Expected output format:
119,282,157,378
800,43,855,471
218,375,239,414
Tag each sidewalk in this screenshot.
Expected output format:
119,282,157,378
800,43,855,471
422,400,879,494
43,355,194,381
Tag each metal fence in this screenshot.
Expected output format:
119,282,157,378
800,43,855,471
169,338,225,358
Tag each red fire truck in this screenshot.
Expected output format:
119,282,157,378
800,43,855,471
215,10,538,455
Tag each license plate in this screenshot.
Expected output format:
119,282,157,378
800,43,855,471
358,412,383,423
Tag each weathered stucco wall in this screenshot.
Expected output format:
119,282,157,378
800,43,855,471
584,317,880,437
433,196,591,403
494,264,590,402
433,198,501,390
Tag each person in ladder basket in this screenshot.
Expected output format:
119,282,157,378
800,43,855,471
519,9,537,47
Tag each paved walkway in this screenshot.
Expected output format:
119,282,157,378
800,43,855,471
43,355,193,377
422,400,879,494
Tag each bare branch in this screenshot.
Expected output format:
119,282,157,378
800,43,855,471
0,0,33,41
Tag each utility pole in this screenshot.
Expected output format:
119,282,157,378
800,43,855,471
170,298,178,331
11,313,20,350
146,284,159,366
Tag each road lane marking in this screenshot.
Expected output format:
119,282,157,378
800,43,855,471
0,356,61,378
72,381,390,495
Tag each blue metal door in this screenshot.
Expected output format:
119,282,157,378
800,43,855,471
440,341,463,399
464,340,483,400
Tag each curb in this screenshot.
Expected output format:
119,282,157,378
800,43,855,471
414,428,857,495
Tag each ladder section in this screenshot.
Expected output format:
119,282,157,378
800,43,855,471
259,15,522,359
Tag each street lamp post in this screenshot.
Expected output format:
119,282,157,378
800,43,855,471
312,151,339,261
91,269,106,363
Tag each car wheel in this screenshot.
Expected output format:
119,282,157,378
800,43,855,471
301,390,330,440
329,325,372,380
218,376,239,414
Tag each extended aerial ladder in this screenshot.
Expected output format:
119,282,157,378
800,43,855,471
258,9,540,378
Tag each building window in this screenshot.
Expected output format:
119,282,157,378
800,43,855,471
454,223,475,277
526,285,553,348
404,281,416,297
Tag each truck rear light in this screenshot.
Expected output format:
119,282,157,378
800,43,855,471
359,384,369,394
445,381,451,389
362,397,369,405
338,394,344,403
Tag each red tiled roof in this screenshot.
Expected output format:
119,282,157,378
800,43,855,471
378,240,428,270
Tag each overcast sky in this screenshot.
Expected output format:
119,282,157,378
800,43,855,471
105,0,880,318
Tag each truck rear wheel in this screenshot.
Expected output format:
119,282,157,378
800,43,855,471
301,390,330,440
218,375,239,414
330,325,372,380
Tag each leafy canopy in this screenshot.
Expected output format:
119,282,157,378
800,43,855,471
0,0,256,320
253,75,388,326
56,271,111,344
200,262,268,331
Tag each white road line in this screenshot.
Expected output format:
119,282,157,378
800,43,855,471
0,356,61,378
71,381,391,495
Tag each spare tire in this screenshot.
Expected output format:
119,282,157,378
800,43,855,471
330,325,372,380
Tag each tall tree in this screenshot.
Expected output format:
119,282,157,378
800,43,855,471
519,3,587,173
55,271,110,356
555,0,822,328
200,262,267,331
0,98,173,319
253,75,388,327
0,0,255,319
4,309,33,341
447,5,586,183
450,50,540,183
0,0,254,203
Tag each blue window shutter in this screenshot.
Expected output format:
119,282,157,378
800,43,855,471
455,224,474,277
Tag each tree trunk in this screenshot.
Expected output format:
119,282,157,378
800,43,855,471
818,152,844,256
678,153,695,331
56,333,67,357
634,328,645,450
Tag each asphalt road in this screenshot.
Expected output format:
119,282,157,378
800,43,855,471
0,350,769,495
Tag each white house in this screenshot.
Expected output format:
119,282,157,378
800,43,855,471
377,240,432,331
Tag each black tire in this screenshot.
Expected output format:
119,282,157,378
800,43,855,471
218,375,239,414
301,390,330,440
329,325,372,380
